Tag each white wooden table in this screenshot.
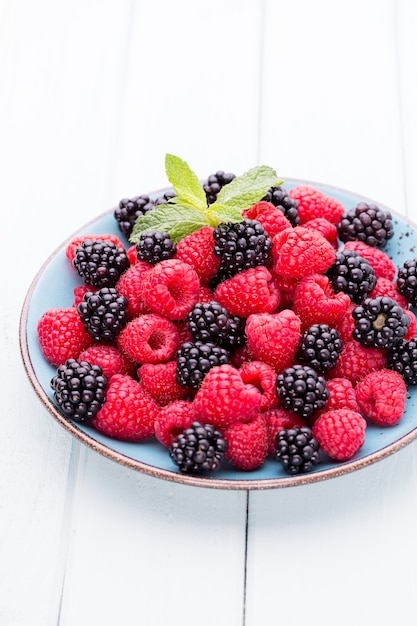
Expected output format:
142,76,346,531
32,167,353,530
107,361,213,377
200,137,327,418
2,1,417,624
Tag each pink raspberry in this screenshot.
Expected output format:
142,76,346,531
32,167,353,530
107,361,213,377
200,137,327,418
239,360,278,411
72,284,96,307
272,273,300,309
137,361,189,406
314,377,358,423
116,260,152,318
288,185,345,225
292,273,351,330
142,259,200,320
78,344,136,379
229,343,255,368
126,244,138,265
65,233,126,264
312,408,367,461
272,227,336,279
154,400,195,447
214,266,281,317
355,369,407,426
303,217,338,248
263,407,306,455
197,285,215,302
369,277,409,309
327,340,387,386
223,413,268,471
243,201,293,238
245,309,301,372
37,307,93,367
117,314,180,364
334,303,356,343
93,373,159,440
343,241,396,280
193,364,262,429
175,226,220,285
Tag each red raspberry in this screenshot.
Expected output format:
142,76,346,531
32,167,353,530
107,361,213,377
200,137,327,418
312,408,367,461
355,369,407,426
72,284,96,307
142,259,200,320
93,373,159,440
175,226,220,285
316,377,358,421
126,244,138,265
273,273,300,309
272,227,336,279
223,413,268,471
334,303,356,343
243,201,292,238
214,266,281,317
303,217,338,249
229,343,254,368
239,360,278,411
137,361,189,406
288,185,345,225
292,273,351,330
116,261,152,318
197,285,215,302
263,407,306,455
327,340,387,386
343,241,396,280
78,344,136,379
193,364,262,429
66,233,125,264
174,319,193,345
117,314,180,364
154,400,195,447
37,308,93,367
369,277,409,309
245,309,301,372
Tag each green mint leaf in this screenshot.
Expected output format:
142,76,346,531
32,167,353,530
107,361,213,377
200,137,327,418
165,153,208,214
208,203,244,224
129,203,210,244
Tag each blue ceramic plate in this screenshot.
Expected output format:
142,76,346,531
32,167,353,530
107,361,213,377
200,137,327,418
19,180,417,489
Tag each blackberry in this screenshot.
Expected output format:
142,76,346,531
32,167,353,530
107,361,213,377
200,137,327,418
77,287,128,343
275,427,320,475
50,358,107,422
176,341,229,389
352,296,410,350
326,249,377,304
203,170,236,205
396,258,417,307
136,230,176,265
213,218,272,280
155,190,176,205
73,239,130,288
114,194,155,239
187,301,230,344
221,314,247,353
262,185,300,226
275,364,329,420
337,201,394,248
169,421,227,473
386,338,417,384
296,324,343,373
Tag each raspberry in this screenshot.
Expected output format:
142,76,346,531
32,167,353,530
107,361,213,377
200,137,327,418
296,323,343,373
243,201,293,238
142,259,200,320
176,341,230,389
262,185,300,226
386,338,417,384
312,409,366,461
214,266,281,317
115,261,152,318
229,343,254,368
288,185,345,225
355,369,407,426
37,308,93,367
292,274,351,330
154,400,195,447
303,217,338,249
197,285,215,303
73,239,130,288
343,241,396,280
320,377,359,415
326,249,377,304
263,407,306,455
369,277,409,310
79,344,136,379
327,340,387,386
337,202,394,248
65,234,125,264
117,314,180,364
239,360,278,411
136,230,176,265
77,287,128,343
169,421,228,473
276,364,329,420
275,426,320,474
203,170,236,204
193,364,262,429
50,359,107,422
175,226,220,285
93,374,159,440
405,310,417,340
352,296,409,349
137,361,189,406
272,226,336,279
224,413,268,471
213,219,272,280
72,284,96,307
334,303,356,343
245,309,301,372
126,244,138,265
273,273,300,309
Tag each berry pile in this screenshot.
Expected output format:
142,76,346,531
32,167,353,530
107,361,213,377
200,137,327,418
36,163,415,479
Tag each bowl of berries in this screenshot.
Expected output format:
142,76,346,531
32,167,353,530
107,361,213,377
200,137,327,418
19,154,417,489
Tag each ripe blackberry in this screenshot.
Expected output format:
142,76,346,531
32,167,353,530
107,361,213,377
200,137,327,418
262,185,300,226
213,218,272,280
50,358,107,422
77,287,128,343
73,239,130,288
136,230,176,265
203,170,236,205
155,190,176,205
221,314,247,352
337,202,394,248
169,421,228,473
396,258,417,307
275,427,320,474
326,249,376,303
187,301,230,344
114,194,155,239
275,364,329,420
176,341,230,389
352,296,410,349
386,338,417,384
296,324,343,373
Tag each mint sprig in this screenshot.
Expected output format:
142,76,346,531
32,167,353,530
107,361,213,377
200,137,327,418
130,154,283,244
